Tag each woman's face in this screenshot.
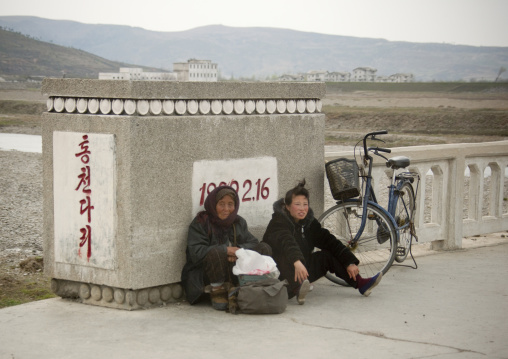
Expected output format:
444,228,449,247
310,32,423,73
216,195,235,220
286,195,309,222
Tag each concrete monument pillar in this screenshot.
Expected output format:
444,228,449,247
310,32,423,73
42,79,325,309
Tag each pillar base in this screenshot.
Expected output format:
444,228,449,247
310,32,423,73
51,279,184,310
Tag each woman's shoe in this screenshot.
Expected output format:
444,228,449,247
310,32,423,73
210,287,228,311
297,279,311,305
358,272,383,297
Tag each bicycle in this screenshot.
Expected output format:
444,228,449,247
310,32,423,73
318,130,420,286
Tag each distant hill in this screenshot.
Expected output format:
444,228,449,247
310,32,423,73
1,16,508,81
0,27,164,80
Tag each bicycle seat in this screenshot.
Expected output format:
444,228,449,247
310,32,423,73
386,156,410,169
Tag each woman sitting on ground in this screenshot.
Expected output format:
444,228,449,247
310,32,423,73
262,179,382,305
181,185,272,310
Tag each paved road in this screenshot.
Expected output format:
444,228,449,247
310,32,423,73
1,241,507,359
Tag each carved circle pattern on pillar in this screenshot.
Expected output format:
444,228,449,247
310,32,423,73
91,285,102,301
76,98,88,114
160,286,172,301
306,100,316,113
255,100,266,114
234,100,245,115
79,283,91,299
187,100,199,115
100,99,112,114
296,100,306,114
137,289,149,306
124,100,136,115
245,100,255,114
287,100,296,114
46,98,54,112
266,100,276,114
149,288,161,304
112,99,124,115
211,100,222,115
88,99,99,114
114,289,125,304
316,99,322,112
222,100,233,115
171,284,183,299
46,96,322,117
150,100,162,115
137,100,150,116
65,98,76,113
199,100,210,115
54,97,65,113
102,287,114,302
126,290,136,306
163,100,174,115
276,100,287,114
175,100,187,115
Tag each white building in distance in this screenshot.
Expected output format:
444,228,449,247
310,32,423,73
278,67,413,83
173,59,218,82
99,68,177,81
352,67,377,82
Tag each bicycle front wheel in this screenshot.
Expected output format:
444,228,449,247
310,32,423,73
318,200,397,286
394,182,415,263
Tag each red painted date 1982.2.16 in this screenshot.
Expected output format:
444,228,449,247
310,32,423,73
199,178,271,206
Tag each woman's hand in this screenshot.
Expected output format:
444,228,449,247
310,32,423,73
347,264,359,281
227,246,240,262
294,260,309,284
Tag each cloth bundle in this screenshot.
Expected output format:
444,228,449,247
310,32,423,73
232,248,280,278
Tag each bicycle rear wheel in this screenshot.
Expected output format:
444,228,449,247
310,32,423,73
318,200,397,286
394,182,415,263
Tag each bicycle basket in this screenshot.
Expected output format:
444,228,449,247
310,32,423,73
325,158,360,201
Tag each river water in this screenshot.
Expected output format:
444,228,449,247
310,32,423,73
0,133,42,153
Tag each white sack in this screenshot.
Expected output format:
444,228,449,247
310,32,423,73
232,248,279,278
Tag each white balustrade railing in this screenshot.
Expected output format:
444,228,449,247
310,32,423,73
325,141,508,249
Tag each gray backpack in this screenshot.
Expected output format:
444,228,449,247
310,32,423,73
228,278,288,314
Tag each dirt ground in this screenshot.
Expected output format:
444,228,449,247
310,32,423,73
322,91,508,109
0,86,507,308
323,90,508,147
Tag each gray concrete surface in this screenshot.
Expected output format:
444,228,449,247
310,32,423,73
41,79,326,297
1,238,507,359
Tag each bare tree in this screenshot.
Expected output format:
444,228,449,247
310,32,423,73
495,66,506,82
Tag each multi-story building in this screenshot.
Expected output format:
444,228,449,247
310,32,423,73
327,71,351,82
278,74,306,81
99,68,177,81
306,70,328,82
173,59,218,82
280,71,352,82
352,67,377,82
278,67,413,83
389,73,415,83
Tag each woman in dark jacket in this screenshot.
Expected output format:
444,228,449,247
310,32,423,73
262,180,382,305
181,185,271,310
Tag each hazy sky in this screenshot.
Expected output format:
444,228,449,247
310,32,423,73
1,0,508,47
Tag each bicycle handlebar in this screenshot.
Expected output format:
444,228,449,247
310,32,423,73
365,130,388,138
363,130,389,160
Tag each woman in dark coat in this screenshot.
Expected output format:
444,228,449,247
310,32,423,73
262,180,382,305
181,185,271,310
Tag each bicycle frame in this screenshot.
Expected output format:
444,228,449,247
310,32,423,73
387,173,411,218
350,146,400,244
349,130,417,245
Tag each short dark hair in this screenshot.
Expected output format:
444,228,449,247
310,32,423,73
284,179,309,205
